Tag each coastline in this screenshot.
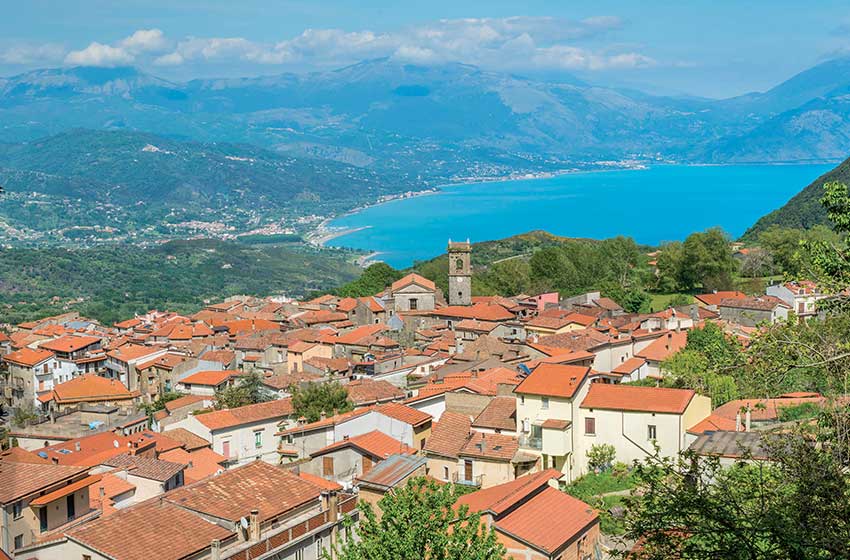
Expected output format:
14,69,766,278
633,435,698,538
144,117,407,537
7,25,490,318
308,162,651,250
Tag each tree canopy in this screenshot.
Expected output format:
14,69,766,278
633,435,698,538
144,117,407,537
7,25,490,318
330,477,505,560
291,381,353,422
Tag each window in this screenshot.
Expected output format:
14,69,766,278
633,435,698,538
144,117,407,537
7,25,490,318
648,424,657,440
541,396,549,410
409,298,418,310
12,501,23,519
585,417,596,435
323,456,335,477
520,395,525,405
443,466,449,480
254,430,263,449
14,535,23,550
83,555,92,560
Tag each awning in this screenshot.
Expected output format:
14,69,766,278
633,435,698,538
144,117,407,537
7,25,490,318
30,474,103,506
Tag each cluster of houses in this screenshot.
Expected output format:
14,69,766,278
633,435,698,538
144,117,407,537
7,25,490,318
0,241,834,559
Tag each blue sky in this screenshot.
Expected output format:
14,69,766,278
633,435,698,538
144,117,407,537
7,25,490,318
2,0,849,97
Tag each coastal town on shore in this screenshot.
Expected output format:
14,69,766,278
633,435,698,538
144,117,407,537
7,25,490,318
0,237,838,560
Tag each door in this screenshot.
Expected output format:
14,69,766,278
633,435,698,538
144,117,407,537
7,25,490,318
39,507,48,532
464,460,473,482
66,494,75,520
222,440,230,459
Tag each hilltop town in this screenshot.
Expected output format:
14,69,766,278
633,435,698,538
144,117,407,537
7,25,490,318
0,236,844,560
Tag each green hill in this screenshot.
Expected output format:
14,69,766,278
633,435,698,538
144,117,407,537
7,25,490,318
742,157,850,239
0,239,360,325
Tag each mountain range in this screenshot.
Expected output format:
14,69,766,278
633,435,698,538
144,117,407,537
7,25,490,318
4,57,850,242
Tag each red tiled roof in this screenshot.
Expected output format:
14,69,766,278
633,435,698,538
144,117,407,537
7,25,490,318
311,430,415,459
160,427,211,451
694,291,747,307
200,350,236,366
541,419,570,430
0,461,88,503
164,394,209,413
137,353,187,371
375,402,432,427
334,324,388,345
434,303,515,322
687,413,738,435
456,468,564,516
611,356,646,375
106,344,162,363
49,374,135,404
720,295,790,311
391,273,436,292
514,364,590,398
424,411,473,459
196,398,293,431
158,447,226,484
299,471,343,491
496,486,598,555
459,431,518,461
472,396,516,431
2,347,54,367
581,384,696,414
346,378,405,406
39,335,101,353
635,331,687,362
179,370,240,387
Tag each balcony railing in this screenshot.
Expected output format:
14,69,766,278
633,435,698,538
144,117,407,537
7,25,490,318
452,472,483,487
519,434,542,450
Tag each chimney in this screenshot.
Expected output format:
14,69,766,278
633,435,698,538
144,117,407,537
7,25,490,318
249,509,261,542
745,409,751,432
343,435,350,441
210,540,221,560
735,411,742,432
320,410,327,421
326,491,339,522
75,441,81,452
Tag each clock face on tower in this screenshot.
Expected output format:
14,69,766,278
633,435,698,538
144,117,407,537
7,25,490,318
456,277,464,283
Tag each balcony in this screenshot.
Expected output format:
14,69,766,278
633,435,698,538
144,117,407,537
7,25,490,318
519,434,542,450
452,472,483,487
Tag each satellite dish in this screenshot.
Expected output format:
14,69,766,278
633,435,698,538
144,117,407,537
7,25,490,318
240,517,249,530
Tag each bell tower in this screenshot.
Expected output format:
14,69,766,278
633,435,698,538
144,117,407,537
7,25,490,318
447,239,472,306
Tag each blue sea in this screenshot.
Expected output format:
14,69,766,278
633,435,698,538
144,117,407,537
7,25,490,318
328,164,832,268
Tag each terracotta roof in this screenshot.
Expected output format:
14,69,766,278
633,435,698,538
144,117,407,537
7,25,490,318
459,431,518,461
299,471,343,491
0,446,50,464
454,319,500,333
635,331,688,362
30,473,102,506
196,398,294,431
49,374,135,404
334,324,387,345
107,344,162,363
164,394,209,413
424,411,473,459
161,427,211,450
541,419,571,430
0,461,87,504
456,468,564,516
89,473,135,514
158,447,226,484
137,353,187,371
200,349,236,365
262,371,322,390
276,407,372,436
686,413,738,435
347,378,405,406
434,303,515,322
594,297,624,311
720,295,790,311
581,384,696,414
611,356,647,375
472,397,516,431
164,460,321,522
39,335,101,353
527,312,596,330
375,402,432,427
67,495,232,560
711,395,828,422
391,272,436,292
537,328,611,352
311,430,415,459
496,486,598,554
179,369,240,387
694,291,748,307
514,364,590,398
2,347,54,367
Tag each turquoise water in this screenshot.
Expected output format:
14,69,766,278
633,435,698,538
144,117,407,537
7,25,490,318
329,164,832,268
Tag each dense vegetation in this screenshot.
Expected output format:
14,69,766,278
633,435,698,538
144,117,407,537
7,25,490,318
291,381,353,423
618,182,850,559
743,158,850,238
0,239,359,325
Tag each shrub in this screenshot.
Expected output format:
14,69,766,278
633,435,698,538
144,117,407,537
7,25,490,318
587,443,616,472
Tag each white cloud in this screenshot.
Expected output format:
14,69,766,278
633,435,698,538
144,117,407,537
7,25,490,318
48,16,656,73
64,42,134,67
0,43,65,65
120,29,170,54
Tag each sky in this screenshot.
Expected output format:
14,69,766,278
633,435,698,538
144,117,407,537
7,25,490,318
2,0,850,98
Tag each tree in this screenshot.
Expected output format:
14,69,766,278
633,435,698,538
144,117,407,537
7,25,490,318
680,228,736,291
337,262,403,298
291,381,353,422
329,477,505,560
214,370,273,409
587,443,617,472
654,241,684,293
739,247,774,278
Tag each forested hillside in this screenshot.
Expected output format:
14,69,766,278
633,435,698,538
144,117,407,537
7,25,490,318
0,239,360,324
743,157,850,238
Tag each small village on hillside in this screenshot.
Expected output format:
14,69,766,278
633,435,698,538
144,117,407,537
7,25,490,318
0,238,842,560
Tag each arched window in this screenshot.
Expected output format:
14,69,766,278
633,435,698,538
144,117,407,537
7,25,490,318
455,257,464,271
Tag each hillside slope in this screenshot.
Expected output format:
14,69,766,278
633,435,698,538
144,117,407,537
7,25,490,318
743,157,850,238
